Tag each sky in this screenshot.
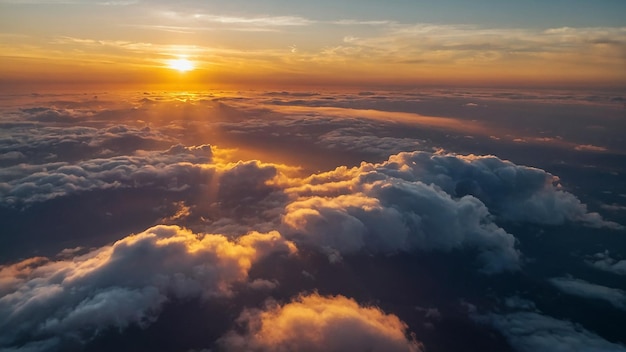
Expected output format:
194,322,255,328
1,2,626,352
1,0,625,89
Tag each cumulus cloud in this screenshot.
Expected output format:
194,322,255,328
549,277,626,310
381,152,620,227
278,150,618,272
476,311,626,352
0,225,296,350
588,251,626,276
219,293,422,352
282,183,519,273
2,144,614,275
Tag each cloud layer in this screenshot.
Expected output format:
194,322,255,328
1,90,624,351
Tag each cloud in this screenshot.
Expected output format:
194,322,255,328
20,107,90,122
476,311,626,352
152,11,315,33
588,251,626,276
322,24,626,74
278,150,620,272
219,293,422,352
367,151,619,228
1,90,623,351
282,183,520,274
0,144,213,206
331,19,392,26
575,144,608,152
317,127,424,156
0,151,25,161
0,119,175,166
549,277,626,310
0,225,296,350
196,14,314,27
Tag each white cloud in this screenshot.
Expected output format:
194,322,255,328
0,225,296,349
282,184,519,274
219,293,422,352
277,150,620,272
0,144,213,205
198,15,314,27
366,151,619,228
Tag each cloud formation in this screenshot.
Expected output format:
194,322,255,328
317,127,424,156
374,152,618,228
477,311,626,352
588,251,626,276
549,277,626,310
0,225,296,350
220,293,422,352
0,144,213,206
278,150,619,272
1,90,623,351
282,181,519,273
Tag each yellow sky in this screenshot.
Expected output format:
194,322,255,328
1,2,625,90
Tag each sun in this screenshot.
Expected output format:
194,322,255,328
167,58,195,72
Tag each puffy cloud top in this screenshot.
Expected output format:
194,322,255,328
287,151,620,228
220,293,422,352
277,150,623,273
363,151,619,228
0,225,296,350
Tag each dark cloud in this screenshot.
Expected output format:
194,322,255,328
549,277,626,310
587,251,626,276
0,123,175,166
475,311,626,352
0,151,25,161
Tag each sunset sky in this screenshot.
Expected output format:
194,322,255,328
1,0,625,88
1,2,626,352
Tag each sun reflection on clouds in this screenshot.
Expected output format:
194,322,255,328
0,87,624,351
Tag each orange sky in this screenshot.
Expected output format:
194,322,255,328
1,1,625,90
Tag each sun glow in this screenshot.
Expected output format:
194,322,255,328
167,58,195,72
